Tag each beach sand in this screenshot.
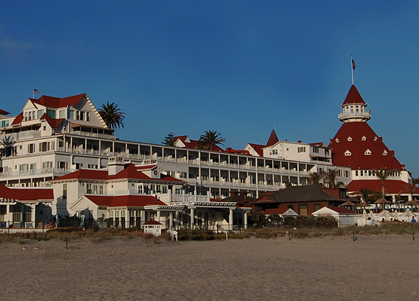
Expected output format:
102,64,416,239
1,234,418,300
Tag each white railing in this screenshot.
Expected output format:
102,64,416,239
0,168,74,178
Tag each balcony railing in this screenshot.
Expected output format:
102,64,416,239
0,168,74,178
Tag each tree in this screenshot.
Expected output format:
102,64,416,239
98,102,125,129
374,167,393,199
197,130,225,150
323,169,344,188
162,132,175,146
1,135,16,157
412,177,419,187
308,172,324,185
360,188,374,203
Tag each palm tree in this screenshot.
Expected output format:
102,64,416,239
197,130,225,150
307,172,324,185
98,102,125,129
162,132,175,146
323,169,344,188
1,135,16,157
412,177,419,187
374,167,393,199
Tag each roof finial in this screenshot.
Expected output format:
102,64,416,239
351,55,356,85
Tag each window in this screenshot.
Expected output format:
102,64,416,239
86,183,92,194
86,112,90,121
344,150,351,156
63,184,67,199
312,146,319,153
37,110,45,119
47,109,56,119
59,110,65,118
80,111,85,121
314,204,321,211
1,120,8,128
68,110,74,120
28,144,35,153
163,186,168,194
364,149,372,155
99,185,104,195
298,147,306,153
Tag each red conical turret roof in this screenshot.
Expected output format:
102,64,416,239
342,85,366,106
266,129,279,146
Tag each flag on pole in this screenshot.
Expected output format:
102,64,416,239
34,88,40,94
351,59,356,70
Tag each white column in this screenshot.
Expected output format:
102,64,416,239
126,209,129,228
229,208,233,230
169,211,173,230
140,210,145,228
175,211,179,230
31,204,36,228
6,204,12,227
244,212,248,229
190,208,194,230
157,210,161,222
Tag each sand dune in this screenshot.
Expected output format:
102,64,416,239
1,235,418,300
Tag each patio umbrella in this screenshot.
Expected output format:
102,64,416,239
341,200,356,206
374,198,391,211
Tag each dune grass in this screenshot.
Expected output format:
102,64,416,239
1,222,418,244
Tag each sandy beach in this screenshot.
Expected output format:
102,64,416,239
1,234,418,300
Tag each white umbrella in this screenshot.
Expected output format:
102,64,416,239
376,210,393,222
393,210,399,221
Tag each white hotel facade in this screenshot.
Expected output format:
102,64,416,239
0,94,351,202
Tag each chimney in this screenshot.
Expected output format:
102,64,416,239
108,157,124,175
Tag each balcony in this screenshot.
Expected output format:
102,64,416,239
0,168,74,179
338,110,371,121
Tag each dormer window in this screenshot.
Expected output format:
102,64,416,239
382,150,388,156
347,136,352,141
361,136,366,141
364,149,372,155
345,150,351,156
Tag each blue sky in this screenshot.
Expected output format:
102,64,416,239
1,1,419,175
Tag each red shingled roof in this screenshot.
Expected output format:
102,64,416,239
0,185,53,201
144,220,162,225
11,112,24,125
328,207,357,214
347,179,419,195
329,121,403,170
40,113,64,128
174,135,224,152
266,129,279,146
0,109,10,115
247,143,265,156
342,85,366,106
52,164,184,183
30,94,86,109
85,195,167,207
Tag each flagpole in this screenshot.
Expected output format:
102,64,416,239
351,55,354,85
33,87,34,99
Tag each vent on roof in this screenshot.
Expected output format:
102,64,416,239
361,136,366,141
382,150,388,156
347,136,352,142
373,136,378,141
364,149,372,155
344,150,351,156
335,138,340,143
